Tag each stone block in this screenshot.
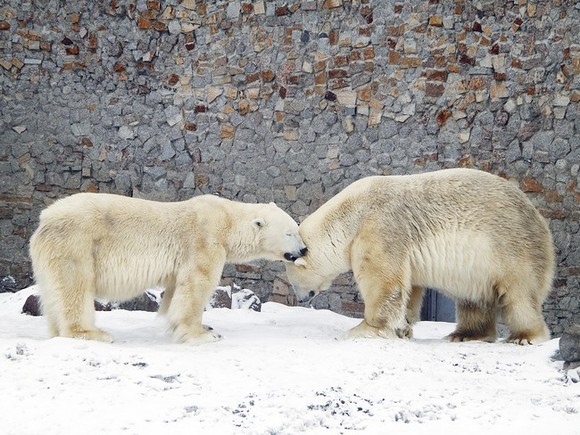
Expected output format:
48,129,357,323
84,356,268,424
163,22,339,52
560,325,580,362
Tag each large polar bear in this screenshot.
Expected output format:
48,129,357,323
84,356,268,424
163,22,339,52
29,193,307,344
286,168,554,344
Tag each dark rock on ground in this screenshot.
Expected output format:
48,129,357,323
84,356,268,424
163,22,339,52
117,291,160,312
22,294,41,316
560,324,580,363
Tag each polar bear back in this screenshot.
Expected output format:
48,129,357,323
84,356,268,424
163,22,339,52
30,193,230,301
300,168,554,301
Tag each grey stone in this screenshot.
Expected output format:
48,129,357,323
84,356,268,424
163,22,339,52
560,325,580,362
118,125,135,140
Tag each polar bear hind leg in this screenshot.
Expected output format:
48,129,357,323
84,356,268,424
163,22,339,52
499,288,549,345
39,261,112,343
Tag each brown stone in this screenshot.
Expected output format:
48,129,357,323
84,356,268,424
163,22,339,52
323,0,343,8
329,78,348,89
153,21,168,32
341,302,364,315
242,3,254,14
314,60,327,72
493,72,507,81
88,32,98,49
40,40,52,51
0,21,10,31
544,191,563,203
195,174,209,187
246,72,260,83
469,76,487,90
329,69,347,79
36,184,52,192
238,100,251,115
363,47,375,60
113,63,125,72
459,54,475,65
333,55,348,67
425,82,445,97
329,29,339,45
275,6,289,16
184,122,197,131
348,51,362,62
147,1,161,10
220,123,235,139
400,56,421,68
429,16,443,27
261,69,275,82
426,69,447,81
167,73,179,85
521,177,543,193
82,182,97,192
137,15,153,29
358,86,371,101
65,45,79,55
436,108,452,126
459,154,475,167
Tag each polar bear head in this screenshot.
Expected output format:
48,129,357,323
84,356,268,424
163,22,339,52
251,203,307,263
284,244,340,303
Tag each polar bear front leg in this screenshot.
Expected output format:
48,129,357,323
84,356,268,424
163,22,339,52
166,264,224,345
347,274,409,340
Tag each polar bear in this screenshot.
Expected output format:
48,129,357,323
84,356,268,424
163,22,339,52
285,168,554,344
29,193,307,344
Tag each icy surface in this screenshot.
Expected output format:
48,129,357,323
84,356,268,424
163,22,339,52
1,287,578,434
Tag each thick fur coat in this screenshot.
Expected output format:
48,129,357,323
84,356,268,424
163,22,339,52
30,193,306,344
286,168,554,344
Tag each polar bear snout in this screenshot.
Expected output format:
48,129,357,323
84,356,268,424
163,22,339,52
284,247,308,262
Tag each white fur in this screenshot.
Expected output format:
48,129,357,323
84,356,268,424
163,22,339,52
286,168,554,344
30,193,305,344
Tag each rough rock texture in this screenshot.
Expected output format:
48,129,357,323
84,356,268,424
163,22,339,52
1,0,578,335
560,324,580,363
207,284,262,312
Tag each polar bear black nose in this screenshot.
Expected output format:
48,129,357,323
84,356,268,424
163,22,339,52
285,247,307,262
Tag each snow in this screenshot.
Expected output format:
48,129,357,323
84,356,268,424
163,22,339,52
1,287,578,435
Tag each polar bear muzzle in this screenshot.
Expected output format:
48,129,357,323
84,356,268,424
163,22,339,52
284,247,308,262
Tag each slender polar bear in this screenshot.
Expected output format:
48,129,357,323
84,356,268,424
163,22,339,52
285,168,554,344
29,193,307,344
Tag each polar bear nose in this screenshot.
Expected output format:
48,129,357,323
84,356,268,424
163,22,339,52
284,247,307,262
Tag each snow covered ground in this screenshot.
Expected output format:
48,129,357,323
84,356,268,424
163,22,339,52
1,286,578,435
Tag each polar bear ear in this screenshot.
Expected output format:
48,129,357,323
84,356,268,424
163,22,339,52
294,257,307,267
253,218,265,228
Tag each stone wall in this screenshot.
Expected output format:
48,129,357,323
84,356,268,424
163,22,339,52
0,0,578,335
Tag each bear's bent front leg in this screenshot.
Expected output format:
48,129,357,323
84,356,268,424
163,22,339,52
166,261,224,345
349,266,410,339
347,232,411,340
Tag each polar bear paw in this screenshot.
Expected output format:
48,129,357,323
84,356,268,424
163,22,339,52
346,320,399,340
67,328,113,343
172,324,222,345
